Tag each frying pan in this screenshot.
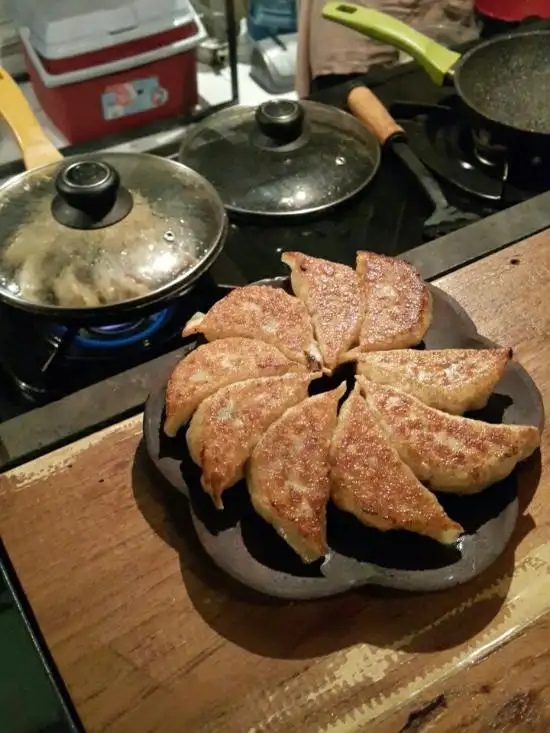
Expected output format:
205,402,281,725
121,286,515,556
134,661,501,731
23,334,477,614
323,3,550,140
0,68,227,323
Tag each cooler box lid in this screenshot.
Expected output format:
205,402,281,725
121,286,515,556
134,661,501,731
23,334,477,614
25,0,198,60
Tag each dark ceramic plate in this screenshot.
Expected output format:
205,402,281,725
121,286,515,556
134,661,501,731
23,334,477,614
143,277,544,599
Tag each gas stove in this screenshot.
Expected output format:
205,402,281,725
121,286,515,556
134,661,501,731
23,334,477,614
2,27,550,468
396,98,550,205
0,271,234,419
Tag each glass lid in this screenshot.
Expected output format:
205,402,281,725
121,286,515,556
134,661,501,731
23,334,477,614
178,99,381,216
0,153,227,311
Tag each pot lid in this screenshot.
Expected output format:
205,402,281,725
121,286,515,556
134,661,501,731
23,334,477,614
0,153,227,312
178,99,381,216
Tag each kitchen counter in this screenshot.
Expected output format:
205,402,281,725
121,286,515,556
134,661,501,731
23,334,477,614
0,231,549,731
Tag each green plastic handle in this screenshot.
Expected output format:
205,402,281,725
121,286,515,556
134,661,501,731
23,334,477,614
322,2,461,86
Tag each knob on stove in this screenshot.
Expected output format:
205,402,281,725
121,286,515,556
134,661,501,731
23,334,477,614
52,159,133,230
255,100,305,144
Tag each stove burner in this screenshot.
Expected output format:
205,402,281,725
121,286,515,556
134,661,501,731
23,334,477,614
0,273,228,409
470,127,508,170
66,306,176,349
392,99,539,205
0,301,186,406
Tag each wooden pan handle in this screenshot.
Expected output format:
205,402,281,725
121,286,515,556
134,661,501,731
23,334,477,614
0,66,62,170
347,86,405,145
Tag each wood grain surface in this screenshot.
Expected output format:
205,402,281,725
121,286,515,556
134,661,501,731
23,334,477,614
2,232,550,733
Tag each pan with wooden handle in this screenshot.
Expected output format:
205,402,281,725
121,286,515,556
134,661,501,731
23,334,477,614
0,68,64,169
325,3,550,142
347,85,479,238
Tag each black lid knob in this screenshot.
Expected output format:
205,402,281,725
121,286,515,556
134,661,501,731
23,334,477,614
57,160,117,202
255,100,305,145
52,159,133,230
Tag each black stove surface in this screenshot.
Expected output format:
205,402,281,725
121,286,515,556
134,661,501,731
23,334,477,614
220,77,501,283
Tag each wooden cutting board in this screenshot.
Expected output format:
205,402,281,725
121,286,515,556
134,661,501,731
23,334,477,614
1,233,550,733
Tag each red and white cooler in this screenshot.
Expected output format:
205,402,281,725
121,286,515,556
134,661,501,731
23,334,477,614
19,0,206,143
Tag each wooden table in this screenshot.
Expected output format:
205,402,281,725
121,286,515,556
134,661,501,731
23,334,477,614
2,233,550,733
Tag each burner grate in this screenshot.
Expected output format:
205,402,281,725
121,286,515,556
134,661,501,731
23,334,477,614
392,98,549,206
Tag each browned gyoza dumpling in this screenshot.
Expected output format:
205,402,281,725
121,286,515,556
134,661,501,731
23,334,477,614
247,383,346,563
163,338,305,437
330,384,462,544
182,284,321,368
356,251,432,351
187,372,319,509
282,251,364,370
353,348,512,414
358,376,540,494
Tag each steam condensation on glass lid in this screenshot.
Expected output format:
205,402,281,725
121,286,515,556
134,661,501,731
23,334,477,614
2,193,200,307
0,152,227,310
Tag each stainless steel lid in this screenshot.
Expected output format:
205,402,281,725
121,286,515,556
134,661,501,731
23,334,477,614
178,99,381,216
0,152,227,312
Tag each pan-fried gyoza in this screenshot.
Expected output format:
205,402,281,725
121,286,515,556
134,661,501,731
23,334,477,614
187,372,318,508
164,338,305,437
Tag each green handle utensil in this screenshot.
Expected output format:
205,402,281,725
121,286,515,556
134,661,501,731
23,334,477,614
321,2,461,86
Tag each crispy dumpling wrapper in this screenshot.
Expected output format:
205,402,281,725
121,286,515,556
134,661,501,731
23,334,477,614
330,385,462,545
187,372,319,508
352,347,512,415
355,251,432,352
182,284,322,368
247,382,346,563
358,376,540,494
282,251,364,370
164,338,305,437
